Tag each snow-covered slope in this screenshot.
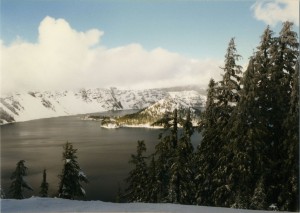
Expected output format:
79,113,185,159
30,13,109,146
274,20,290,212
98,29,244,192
100,95,203,128
140,93,202,117
1,197,282,213
0,88,206,124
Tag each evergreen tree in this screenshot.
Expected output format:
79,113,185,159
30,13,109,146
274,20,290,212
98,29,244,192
226,56,270,209
211,38,242,207
171,109,178,149
9,160,33,199
1,186,6,199
146,155,159,203
58,142,88,200
176,108,195,204
251,28,276,207
215,26,280,209
267,22,299,209
154,131,172,202
154,108,195,204
250,177,267,210
115,183,123,203
167,109,181,203
217,37,242,106
153,109,179,202
125,140,149,202
224,26,278,209
40,169,49,197
195,79,218,206
278,59,299,211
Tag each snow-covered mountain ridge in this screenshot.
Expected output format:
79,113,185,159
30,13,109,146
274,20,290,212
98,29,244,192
0,87,206,124
100,94,202,128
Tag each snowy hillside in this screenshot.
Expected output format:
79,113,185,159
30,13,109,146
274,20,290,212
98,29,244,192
140,92,202,117
1,197,284,213
0,87,205,124
100,95,203,128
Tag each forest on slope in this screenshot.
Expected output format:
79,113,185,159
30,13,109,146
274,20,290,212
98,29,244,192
123,22,299,212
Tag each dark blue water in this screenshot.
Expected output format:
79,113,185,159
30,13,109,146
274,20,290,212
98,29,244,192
0,111,201,201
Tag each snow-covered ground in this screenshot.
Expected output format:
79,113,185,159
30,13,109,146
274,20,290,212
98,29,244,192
0,197,287,213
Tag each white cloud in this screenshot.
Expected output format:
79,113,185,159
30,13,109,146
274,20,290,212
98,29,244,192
1,16,223,95
251,0,299,26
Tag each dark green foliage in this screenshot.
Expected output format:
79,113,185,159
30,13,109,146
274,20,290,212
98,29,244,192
9,160,33,199
154,132,172,202
160,108,195,204
226,56,268,209
223,28,275,206
115,183,123,203
194,79,219,206
175,109,195,204
213,38,242,207
278,59,299,211
122,23,298,211
146,156,159,203
58,142,88,200
124,108,197,204
217,37,242,105
153,109,179,203
250,177,267,210
125,140,149,202
194,23,298,211
267,22,299,211
0,186,5,199
40,169,49,197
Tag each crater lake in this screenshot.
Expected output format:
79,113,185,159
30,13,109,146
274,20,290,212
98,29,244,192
1,110,201,201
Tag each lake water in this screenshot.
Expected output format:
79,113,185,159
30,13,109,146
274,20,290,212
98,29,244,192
0,111,201,201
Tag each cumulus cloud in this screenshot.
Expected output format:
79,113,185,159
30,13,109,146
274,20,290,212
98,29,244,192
251,0,299,26
1,16,223,95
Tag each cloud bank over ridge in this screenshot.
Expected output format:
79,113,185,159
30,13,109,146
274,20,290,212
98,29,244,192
1,16,222,95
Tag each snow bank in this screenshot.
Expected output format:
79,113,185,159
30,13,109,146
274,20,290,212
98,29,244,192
0,197,289,213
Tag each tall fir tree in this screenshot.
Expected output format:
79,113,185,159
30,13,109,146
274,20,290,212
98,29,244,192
154,130,172,202
0,186,5,199
171,109,178,149
225,55,270,209
267,21,299,208
167,109,181,203
168,109,195,204
250,177,267,210
176,108,195,204
40,169,49,197
146,155,159,203
115,183,123,203
125,140,149,202
153,109,179,203
120,23,298,210
211,37,242,207
278,59,299,211
58,142,88,200
195,79,219,205
220,26,275,209
9,160,33,199
217,37,242,106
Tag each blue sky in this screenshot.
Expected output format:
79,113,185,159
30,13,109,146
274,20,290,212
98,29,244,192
1,0,266,59
1,0,299,93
